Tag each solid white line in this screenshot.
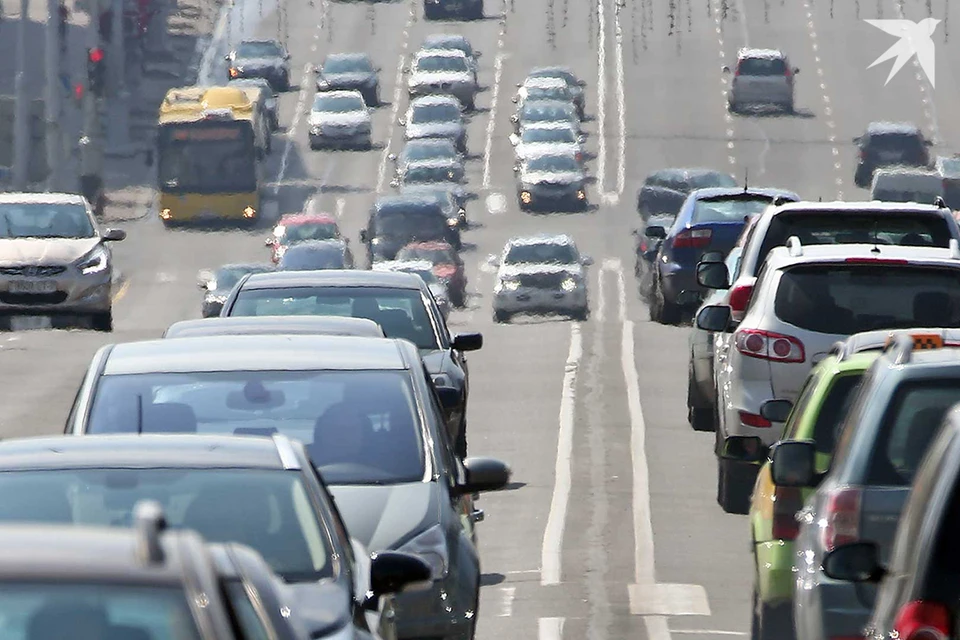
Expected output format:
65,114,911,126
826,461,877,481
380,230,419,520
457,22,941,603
498,586,516,617
597,265,606,323
376,0,416,194
612,0,625,200
595,0,608,197
540,322,583,586
482,51,506,190
538,617,565,640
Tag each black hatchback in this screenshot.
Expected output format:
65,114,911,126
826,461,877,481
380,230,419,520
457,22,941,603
361,195,461,264
853,122,933,188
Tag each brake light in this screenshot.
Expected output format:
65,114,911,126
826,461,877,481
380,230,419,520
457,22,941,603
728,283,754,315
738,411,771,428
844,258,909,265
772,486,803,540
735,329,806,363
784,66,792,77
893,601,951,640
819,487,861,552
673,228,712,249
859,149,866,160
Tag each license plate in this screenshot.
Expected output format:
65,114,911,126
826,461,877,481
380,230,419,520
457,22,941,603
8,280,56,294
10,316,52,331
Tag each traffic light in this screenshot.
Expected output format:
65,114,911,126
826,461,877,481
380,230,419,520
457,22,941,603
87,47,105,97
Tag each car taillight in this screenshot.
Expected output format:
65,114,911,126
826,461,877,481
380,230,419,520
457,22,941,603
772,486,803,540
859,149,866,160
819,487,861,552
673,228,712,249
734,329,806,363
784,67,792,77
738,411,771,428
893,601,951,640
728,283,754,315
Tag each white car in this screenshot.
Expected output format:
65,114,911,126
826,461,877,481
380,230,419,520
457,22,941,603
509,123,584,164
307,90,372,150
491,234,592,322
406,49,478,110
697,238,960,514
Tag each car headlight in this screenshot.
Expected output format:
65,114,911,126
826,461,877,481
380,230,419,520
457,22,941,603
446,217,459,228
497,278,520,292
76,246,108,275
395,524,448,580
317,79,329,89
371,237,382,245
561,278,578,291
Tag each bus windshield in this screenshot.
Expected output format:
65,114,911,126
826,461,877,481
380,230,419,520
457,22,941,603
158,124,258,194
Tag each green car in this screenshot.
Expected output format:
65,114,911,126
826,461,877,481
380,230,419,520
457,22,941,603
744,345,878,640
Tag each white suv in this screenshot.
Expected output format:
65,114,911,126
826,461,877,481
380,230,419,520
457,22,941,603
697,239,960,513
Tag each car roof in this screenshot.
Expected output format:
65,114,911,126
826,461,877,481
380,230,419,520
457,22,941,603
521,121,576,132
0,192,88,205
0,434,298,470
324,52,371,62
403,157,461,169
314,90,365,101
102,335,409,374
764,242,960,271
522,77,568,88
839,328,960,360
768,200,949,215
238,39,281,47
240,268,425,291
866,121,922,135
507,233,575,247
523,148,579,160
521,99,575,110
373,260,435,272
416,48,467,58
405,137,456,148
737,47,785,59
163,316,385,339
688,186,800,201
277,213,337,225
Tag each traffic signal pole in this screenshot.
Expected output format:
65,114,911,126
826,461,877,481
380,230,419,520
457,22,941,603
79,0,104,213
45,0,65,191
12,0,30,190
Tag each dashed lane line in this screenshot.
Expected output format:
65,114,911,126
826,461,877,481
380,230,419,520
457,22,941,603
481,0,508,192
711,0,736,167
893,1,941,144
375,0,418,194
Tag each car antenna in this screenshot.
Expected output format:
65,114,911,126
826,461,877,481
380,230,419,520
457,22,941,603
743,168,748,192
871,219,881,254
136,393,144,434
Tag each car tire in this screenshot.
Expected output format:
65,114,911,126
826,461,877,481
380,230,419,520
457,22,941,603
751,582,794,640
854,165,871,188
452,288,467,308
471,0,483,19
687,363,715,432
716,435,755,515
455,419,467,458
572,306,589,322
782,101,794,114
279,74,291,92
727,100,739,114
91,310,113,332
465,96,476,111
652,280,681,324
493,309,510,323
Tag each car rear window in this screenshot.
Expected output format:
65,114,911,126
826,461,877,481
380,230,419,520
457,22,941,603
812,374,864,455
866,380,960,486
758,212,954,264
868,133,923,150
873,188,943,205
775,265,960,335
737,57,786,76
691,197,773,224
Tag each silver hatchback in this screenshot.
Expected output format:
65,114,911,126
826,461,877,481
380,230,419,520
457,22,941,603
724,48,798,113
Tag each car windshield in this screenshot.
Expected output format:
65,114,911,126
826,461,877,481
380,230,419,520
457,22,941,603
873,188,942,205
505,242,578,265
278,246,344,270
940,158,960,175
403,142,457,163
737,56,787,75
230,287,440,350
529,69,577,86
522,104,572,121
522,127,576,144
526,86,570,101
213,266,272,291
526,155,579,173
774,265,960,335
686,173,738,189
279,222,339,243
323,56,372,74
757,213,954,265
691,197,773,223
410,103,460,124
376,210,447,241
314,94,365,113
398,246,456,263
404,164,463,183
0,583,202,639
0,467,333,582
0,203,95,239
424,38,469,55
237,41,282,58
416,55,468,73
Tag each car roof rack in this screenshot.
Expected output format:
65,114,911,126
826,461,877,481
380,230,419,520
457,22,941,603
882,332,914,365
828,340,848,361
134,500,168,566
936,196,948,209
785,235,803,257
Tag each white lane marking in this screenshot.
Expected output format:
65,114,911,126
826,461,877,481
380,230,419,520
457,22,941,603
798,4,843,197
893,2,941,144
596,0,626,205
596,264,606,323
482,3,508,190
335,196,346,219
375,0,417,194
712,0,736,167
540,322,583,586
538,617,565,640
505,568,540,574
497,587,516,617
486,192,507,215
608,259,710,626
671,632,749,637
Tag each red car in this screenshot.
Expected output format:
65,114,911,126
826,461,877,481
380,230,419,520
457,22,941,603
265,213,342,264
396,241,467,307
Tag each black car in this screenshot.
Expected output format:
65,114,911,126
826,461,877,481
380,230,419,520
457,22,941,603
197,263,275,318
278,239,355,271
225,39,292,91
398,186,467,227
218,271,482,457
636,168,738,221
317,53,381,106
423,0,483,20
360,195,461,263
853,122,933,187
1,434,432,640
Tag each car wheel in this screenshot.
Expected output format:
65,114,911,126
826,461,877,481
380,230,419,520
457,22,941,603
854,166,870,188
493,309,510,323
727,100,739,114
279,74,291,92
452,288,467,308
572,306,589,321
455,418,467,458
751,581,794,640
716,442,755,515
687,363,715,432
91,310,113,332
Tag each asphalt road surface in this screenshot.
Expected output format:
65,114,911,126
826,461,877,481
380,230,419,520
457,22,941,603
0,1,955,640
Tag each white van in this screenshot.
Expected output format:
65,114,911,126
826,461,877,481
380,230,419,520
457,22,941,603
871,167,944,205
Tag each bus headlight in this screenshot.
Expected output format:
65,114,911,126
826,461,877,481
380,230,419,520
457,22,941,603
520,191,532,204
243,206,256,218
159,208,172,220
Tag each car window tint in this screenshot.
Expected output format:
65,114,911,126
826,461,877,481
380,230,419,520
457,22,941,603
691,198,772,224
782,371,821,440
737,57,786,75
811,374,864,455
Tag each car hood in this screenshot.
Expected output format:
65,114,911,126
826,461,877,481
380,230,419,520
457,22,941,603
323,72,376,84
0,238,100,266
237,57,282,68
282,580,353,638
410,71,473,85
328,482,440,551
498,263,582,278
520,170,584,185
310,111,371,126
407,121,463,138
516,142,580,159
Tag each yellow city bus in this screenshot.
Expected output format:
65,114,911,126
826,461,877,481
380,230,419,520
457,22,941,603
153,86,270,226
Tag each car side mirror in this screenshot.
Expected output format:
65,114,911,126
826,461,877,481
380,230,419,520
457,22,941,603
699,250,724,264
455,456,511,495
390,179,400,188
398,117,406,126
452,332,483,351
223,54,231,61
515,82,522,88
581,256,594,266
644,225,666,239
388,152,397,161
578,135,586,144
284,53,291,60
102,228,126,242
369,551,432,598
925,139,934,146
474,51,482,57
144,149,154,166
853,136,862,144
695,305,732,332
719,436,768,463
359,229,368,243
696,261,730,289
721,65,731,73
793,67,800,74
511,96,518,103
760,399,793,423
401,66,410,74
822,543,886,583
196,269,214,289
265,237,275,246
513,163,520,173
770,440,820,488
510,115,518,123
577,79,586,86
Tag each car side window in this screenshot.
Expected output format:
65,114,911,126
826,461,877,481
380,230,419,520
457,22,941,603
782,371,821,440
222,581,271,640
422,290,450,346
422,364,463,486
